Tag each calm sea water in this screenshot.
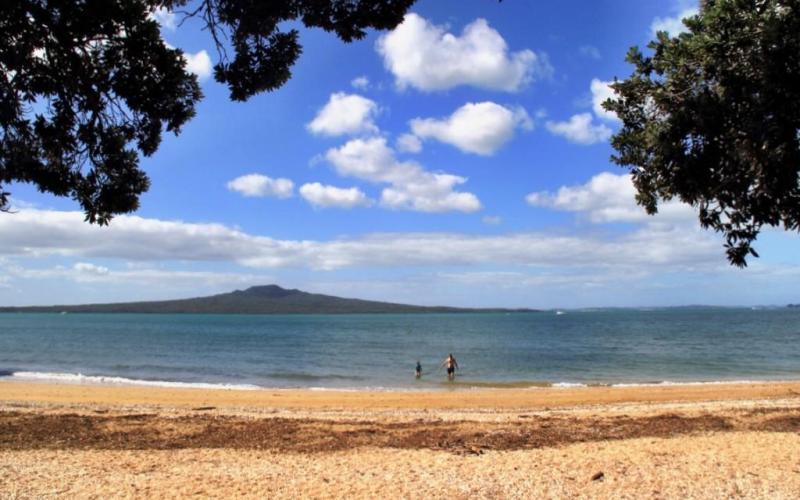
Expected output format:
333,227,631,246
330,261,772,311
1,308,800,389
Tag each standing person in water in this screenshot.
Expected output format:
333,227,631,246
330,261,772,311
441,353,459,381
415,360,422,379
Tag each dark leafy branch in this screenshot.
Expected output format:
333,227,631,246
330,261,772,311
1,0,415,223
176,0,416,101
605,0,800,266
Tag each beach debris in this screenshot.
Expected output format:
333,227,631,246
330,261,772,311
1,407,794,453
591,471,604,481
450,445,484,456
459,446,484,456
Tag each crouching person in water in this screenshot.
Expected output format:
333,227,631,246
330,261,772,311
441,353,459,381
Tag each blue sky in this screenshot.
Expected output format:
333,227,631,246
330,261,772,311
2,0,800,308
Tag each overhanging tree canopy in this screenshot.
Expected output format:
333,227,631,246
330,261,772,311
606,0,800,266
0,0,415,223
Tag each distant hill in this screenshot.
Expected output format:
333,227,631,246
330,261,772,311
0,285,537,315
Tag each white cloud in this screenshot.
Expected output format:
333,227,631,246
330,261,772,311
546,79,618,144
6,198,38,210
579,45,601,60
73,262,109,276
436,270,645,289
5,262,269,288
183,49,212,80
396,133,422,153
0,208,720,272
306,92,379,137
351,76,370,90
545,113,612,145
482,215,502,225
226,174,294,198
376,13,551,92
590,79,619,122
651,8,699,37
150,7,177,30
299,183,372,209
526,172,696,224
409,102,532,155
325,137,481,213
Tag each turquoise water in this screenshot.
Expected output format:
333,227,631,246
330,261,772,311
1,308,800,389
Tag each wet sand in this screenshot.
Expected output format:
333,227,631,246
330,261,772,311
2,380,800,498
3,379,800,410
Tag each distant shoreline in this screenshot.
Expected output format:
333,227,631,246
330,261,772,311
0,284,540,314
0,309,539,315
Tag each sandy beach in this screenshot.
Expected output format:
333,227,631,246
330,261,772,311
2,380,800,498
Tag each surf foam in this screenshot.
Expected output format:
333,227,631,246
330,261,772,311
5,371,261,390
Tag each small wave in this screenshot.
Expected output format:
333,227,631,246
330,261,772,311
4,371,261,391
440,380,566,389
3,371,797,392
259,372,367,382
306,386,423,392
609,379,785,388
551,382,589,388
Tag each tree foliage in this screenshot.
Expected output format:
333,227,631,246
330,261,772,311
606,0,800,266
0,0,415,222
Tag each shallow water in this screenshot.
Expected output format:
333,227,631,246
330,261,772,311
1,307,799,389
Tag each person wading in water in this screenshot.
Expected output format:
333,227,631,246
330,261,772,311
441,353,459,381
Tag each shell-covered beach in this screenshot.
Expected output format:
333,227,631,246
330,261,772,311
2,381,800,498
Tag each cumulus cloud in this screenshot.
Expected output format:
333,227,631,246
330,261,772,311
376,13,551,92
409,102,532,155
351,76,370,90
299,183,372,209
651,7,699,37
545,113,612,145
546,79,618,145
396,133,422,153
149,7,177,30
579,45,601,60
0,208,720,272
590,79,619,122
226,174,294,198
325,137,481,213
183,49,212,80
306,92,379,137
526,172,696,224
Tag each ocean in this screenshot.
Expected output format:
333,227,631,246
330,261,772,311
1,307,799,390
